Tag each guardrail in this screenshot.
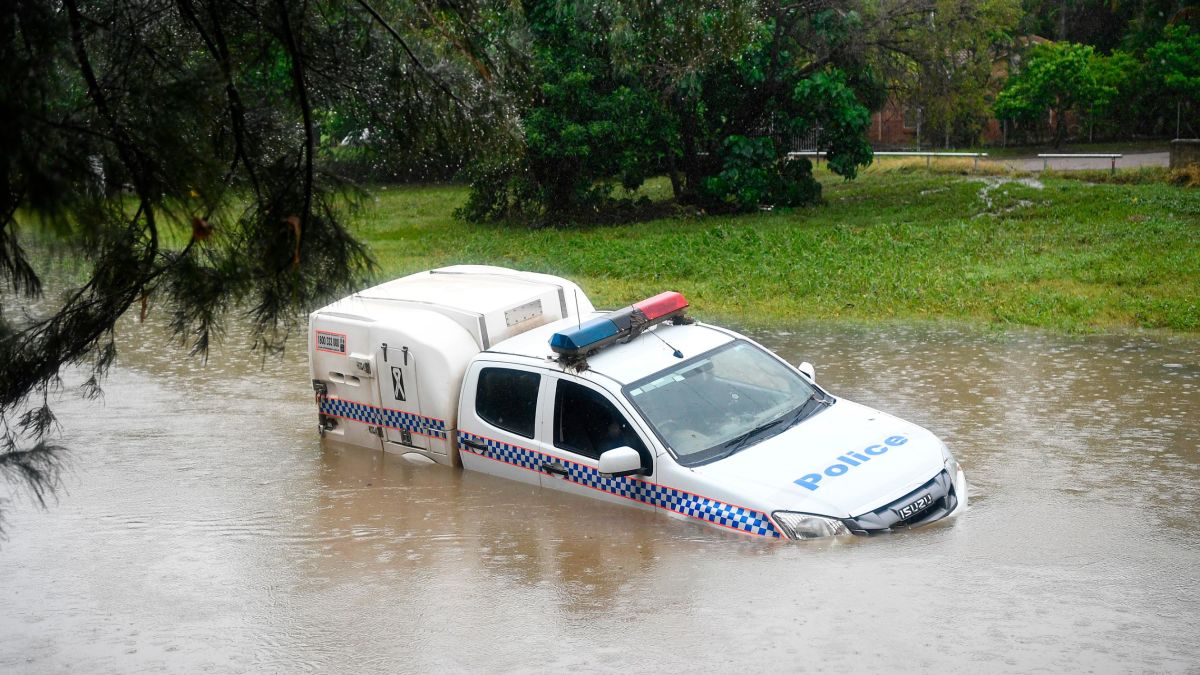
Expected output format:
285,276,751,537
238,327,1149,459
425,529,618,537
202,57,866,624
1038,153,1122,174
789,151,989,171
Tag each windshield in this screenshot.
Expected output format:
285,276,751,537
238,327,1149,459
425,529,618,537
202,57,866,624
623,340,826,466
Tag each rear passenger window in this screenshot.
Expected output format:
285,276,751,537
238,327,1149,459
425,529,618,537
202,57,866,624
476,367,540,438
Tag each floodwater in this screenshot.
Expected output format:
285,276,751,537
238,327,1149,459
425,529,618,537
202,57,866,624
2,319,1198,673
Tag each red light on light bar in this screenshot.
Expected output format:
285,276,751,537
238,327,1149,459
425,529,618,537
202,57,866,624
634,291,689,320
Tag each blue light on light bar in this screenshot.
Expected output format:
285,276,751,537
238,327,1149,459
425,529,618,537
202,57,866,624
549,316,619,353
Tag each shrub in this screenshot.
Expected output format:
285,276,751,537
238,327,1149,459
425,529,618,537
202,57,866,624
698,136,821,212
1168,165,1200,188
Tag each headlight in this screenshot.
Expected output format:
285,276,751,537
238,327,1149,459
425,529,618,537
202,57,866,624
772,511,850,540
942,446,963,479
945,456,962,478
943,448,968,511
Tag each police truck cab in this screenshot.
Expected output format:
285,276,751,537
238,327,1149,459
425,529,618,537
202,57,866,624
309,266,967,540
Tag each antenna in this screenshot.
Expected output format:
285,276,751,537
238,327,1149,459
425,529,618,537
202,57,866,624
650,329,684,359
574,289,581,329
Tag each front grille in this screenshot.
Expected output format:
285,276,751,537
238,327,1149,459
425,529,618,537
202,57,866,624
842,470,958,535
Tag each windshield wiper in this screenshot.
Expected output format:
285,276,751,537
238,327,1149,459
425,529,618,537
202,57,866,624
707,393,835,464
787,391,834,429
711,400,809,461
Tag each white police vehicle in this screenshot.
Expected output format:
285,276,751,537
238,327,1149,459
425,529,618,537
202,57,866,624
309,266,967,539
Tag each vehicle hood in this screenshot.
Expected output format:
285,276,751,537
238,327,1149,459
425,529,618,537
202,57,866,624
692,399,947,518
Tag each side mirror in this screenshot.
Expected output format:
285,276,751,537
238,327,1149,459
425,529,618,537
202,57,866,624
798,361,816,382
598,446,644,478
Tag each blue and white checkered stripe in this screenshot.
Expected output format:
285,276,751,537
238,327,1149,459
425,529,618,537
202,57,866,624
379,407,447,439
319,396,448,440
458,431,779,538
319,396,380,425
470,435,544,473
645,485,778,537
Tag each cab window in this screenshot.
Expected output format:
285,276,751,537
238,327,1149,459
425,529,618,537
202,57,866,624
476,367,539,438
554,379,649,467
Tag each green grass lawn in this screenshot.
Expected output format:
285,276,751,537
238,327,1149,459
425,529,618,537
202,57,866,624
354,166,1200,333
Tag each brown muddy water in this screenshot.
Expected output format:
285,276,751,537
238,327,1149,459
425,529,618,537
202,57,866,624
2,320,1198,673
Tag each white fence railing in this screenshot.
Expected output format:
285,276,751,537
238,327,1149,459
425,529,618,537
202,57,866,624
788,151,989,170
788,151,1127,174
1038,153,1122,174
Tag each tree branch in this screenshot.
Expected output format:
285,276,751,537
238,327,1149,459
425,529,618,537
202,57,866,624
274,0,315,237
353,0,465,108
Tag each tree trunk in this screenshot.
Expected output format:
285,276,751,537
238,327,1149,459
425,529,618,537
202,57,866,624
679,106,700,204
666,151,682,201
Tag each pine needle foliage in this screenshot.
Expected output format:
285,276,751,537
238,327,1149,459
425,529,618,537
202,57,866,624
0,0,456,529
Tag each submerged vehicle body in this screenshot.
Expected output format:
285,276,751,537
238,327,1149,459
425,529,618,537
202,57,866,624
309,266,966,540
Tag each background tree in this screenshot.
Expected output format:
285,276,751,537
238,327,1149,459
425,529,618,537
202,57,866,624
497,0,674,217
1007,0,1197,141
901,0,1020,148
1145,22,1200,137
678,4,879,210
1085,48,1142,140
993,41,1114,146
456,0,763,221
1018,0,1198,51
458,0,892,221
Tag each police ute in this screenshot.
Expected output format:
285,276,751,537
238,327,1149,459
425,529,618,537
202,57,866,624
308,266,967,540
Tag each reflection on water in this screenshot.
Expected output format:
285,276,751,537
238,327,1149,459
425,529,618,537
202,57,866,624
1,318,1197,672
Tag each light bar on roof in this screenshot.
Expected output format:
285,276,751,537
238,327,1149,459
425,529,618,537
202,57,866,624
550,292,689,357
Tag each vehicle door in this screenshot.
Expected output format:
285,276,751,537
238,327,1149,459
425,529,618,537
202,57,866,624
374,339,430,452
457,362,553,487
538,375,656,511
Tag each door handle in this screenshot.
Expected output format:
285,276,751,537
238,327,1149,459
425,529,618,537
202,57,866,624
462,438,487,452
540,462,569,477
